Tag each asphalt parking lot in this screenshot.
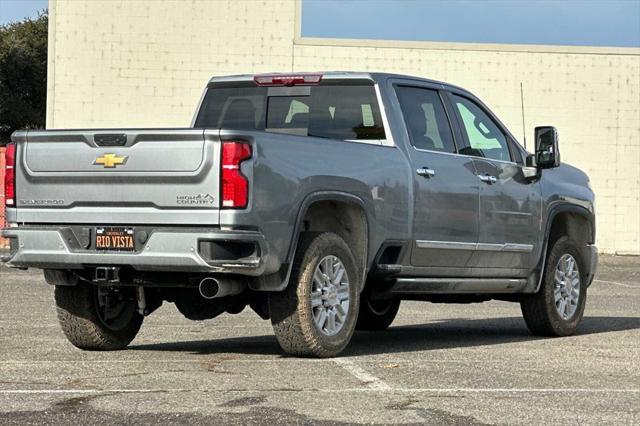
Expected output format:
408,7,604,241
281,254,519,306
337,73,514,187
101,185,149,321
0,255,638,425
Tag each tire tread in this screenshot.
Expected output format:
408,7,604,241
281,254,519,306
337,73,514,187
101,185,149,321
521,236,587,337
270,232,359,357
55,284,142,351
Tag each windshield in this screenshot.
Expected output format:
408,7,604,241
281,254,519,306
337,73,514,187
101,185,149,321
194,84,386,141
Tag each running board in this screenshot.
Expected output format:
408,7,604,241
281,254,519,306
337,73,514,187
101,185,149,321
389,277,528,294
374,264,402,277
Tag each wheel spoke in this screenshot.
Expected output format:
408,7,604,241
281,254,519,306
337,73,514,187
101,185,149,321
565,259,571,275
323,257,333,279
333,266,345,286
331,259,339,279
313,269,325,288
312,255,351,336
327,309,337,333
316,309,328,330
337,284,349,301
311,291,323,308
558,298,567,318
335,303,346,321
555,269,564,283
554,285,562,300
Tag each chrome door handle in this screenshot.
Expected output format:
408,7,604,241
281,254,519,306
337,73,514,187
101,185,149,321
416,167,436,178
478,174,497,184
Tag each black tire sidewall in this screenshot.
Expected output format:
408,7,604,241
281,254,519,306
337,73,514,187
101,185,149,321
366,297,399,317
356,292,400,331
93,286,141,332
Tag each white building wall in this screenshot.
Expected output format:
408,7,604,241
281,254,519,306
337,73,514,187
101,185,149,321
47,0,640,254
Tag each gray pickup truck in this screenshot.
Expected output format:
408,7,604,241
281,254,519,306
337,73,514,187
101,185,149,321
1,72,597,357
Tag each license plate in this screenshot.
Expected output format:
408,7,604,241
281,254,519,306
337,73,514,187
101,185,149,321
95,227,135,251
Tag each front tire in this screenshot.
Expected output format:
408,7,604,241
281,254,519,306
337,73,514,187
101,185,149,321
269,232,360,357
55,282,143,350
521,236,587,336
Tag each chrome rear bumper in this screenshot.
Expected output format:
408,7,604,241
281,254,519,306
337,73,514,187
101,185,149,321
1,226,273,276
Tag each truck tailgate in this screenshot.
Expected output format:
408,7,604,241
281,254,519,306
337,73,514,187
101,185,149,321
13,129,221,225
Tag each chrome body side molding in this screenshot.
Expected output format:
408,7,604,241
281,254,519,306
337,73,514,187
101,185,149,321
390,277,528,294
416,240,533,253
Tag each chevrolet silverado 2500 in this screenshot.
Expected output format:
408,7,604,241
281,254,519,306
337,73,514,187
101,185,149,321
1,72,597,357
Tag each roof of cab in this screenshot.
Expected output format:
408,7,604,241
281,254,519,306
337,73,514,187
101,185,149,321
207,71,471,95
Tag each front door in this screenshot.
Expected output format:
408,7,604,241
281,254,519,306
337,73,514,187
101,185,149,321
394,85,480,270
447,93,542,273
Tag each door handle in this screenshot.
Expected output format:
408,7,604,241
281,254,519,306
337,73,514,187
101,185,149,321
478,174,497,184
416,167,436,178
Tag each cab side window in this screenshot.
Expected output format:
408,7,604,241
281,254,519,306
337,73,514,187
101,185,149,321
396,86,456,153
451,94,511,162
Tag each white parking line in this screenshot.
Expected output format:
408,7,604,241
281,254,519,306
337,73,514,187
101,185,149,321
395,388,640,394
593,279,639,289
331,358,392,390
1,388,638,395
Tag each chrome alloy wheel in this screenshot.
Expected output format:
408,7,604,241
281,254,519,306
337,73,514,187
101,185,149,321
311,255,350,336
554,254,581,320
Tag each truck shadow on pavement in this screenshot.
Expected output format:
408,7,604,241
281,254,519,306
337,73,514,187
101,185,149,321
129,316,640,356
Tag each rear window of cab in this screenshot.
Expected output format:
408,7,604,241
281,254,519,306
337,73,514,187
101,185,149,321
194,84,386,141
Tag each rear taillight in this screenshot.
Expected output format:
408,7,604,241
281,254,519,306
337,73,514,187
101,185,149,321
3,143,16,207
221,141,251,209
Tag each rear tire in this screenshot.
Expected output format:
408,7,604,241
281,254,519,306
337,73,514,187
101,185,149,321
521,236,587,337
269,232,360,357
55,282,143,350
356,293,400,331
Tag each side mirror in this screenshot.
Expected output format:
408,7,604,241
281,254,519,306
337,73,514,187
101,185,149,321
534,126,560,169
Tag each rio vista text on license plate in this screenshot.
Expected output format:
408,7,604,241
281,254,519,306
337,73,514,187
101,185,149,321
95,227,135,251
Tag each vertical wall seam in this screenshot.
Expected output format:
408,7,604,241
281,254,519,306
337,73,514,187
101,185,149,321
45,0,57,129
292,0,302,71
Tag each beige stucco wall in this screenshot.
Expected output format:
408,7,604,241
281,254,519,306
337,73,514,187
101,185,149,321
47,0,640,255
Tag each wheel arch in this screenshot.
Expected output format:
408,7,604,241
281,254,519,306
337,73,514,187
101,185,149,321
533,203,596,292
547,206,595,246
286,191,371,292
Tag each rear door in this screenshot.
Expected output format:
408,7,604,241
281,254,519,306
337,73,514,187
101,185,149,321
16,128,221,225
446,92,542,273
393,83,480,271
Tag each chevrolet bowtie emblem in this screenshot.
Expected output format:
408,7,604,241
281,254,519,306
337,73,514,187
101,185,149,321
94,153,128,168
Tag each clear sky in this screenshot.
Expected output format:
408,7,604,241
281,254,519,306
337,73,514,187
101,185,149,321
1,0,639,47
303,0,640,47
0,0,47,25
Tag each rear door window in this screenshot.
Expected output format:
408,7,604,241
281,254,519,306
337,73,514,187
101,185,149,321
195,84,386,141
395,86,456,153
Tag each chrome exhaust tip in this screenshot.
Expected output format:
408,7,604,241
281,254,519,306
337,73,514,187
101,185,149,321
198,277,221,299
198,277,245,299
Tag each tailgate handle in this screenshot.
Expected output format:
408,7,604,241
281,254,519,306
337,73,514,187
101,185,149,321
94,134,127,146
